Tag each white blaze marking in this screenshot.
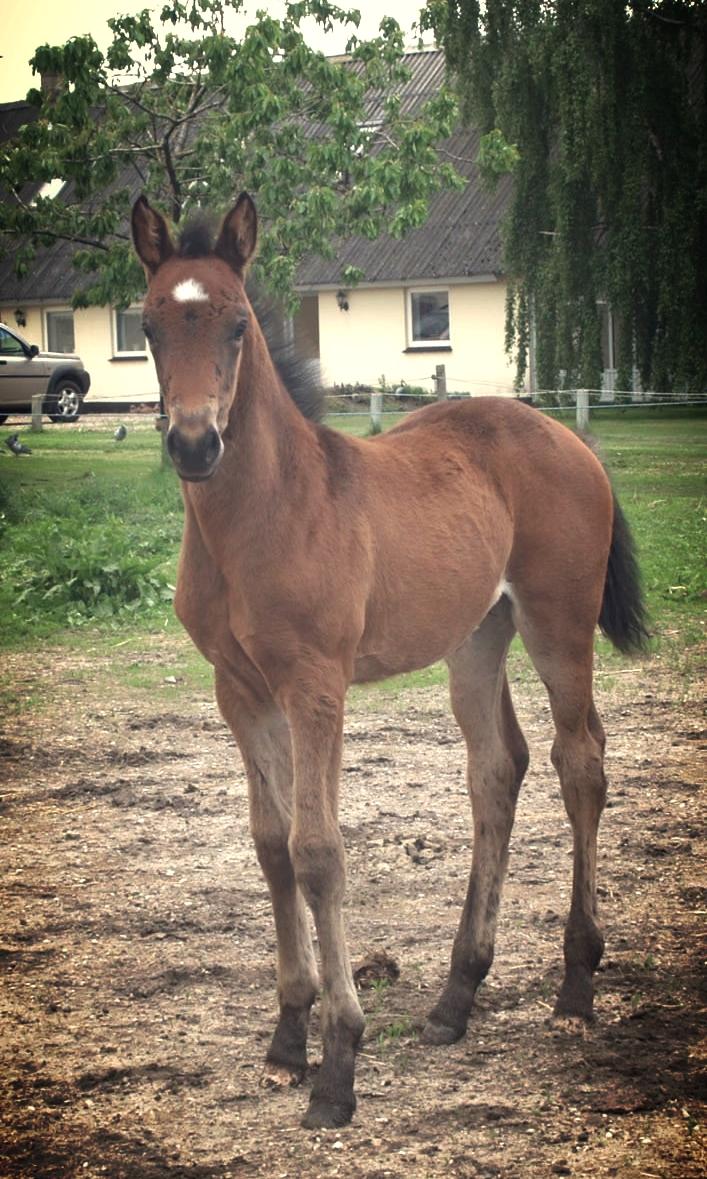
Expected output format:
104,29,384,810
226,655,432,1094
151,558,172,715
172,278,209,303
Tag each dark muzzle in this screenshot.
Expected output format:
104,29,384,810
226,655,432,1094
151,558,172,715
166,424,223,481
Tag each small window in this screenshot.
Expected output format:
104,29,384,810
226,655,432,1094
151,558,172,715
0,326,26,357
46,310,75,353
408,290,450,347
115,307,146,355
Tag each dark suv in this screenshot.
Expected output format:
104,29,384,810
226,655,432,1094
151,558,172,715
0,322,91,423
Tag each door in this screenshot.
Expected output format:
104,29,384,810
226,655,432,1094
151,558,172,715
0,326,44,405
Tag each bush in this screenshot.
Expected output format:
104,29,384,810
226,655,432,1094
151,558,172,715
1,515,176,635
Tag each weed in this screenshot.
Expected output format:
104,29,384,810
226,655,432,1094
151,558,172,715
1,515,177,637
376,1015,416,1048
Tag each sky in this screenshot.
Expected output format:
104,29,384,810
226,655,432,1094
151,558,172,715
1,0,431,103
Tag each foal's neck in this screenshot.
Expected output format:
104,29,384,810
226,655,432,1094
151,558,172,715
184,313,319,536
232,314,316,468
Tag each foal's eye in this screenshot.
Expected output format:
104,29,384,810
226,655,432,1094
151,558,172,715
231,317,248,342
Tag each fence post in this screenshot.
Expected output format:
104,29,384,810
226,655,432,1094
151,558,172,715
370,390,383,432
433,363,447,400
31,393,43,432
155,412,170,466
576,388,589,431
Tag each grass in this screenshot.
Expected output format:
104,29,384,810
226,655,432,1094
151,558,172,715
0,421,182,642
0,407,704,715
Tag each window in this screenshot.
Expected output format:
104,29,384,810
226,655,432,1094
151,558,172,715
408,290,450,347
115,307,146,355
45,310,75,353
0,326,26,356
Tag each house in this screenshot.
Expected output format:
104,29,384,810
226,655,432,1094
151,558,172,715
0,51,518,405
294,52,517,396
0,98,158,406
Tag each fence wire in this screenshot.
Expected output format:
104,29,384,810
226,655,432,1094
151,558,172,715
324,389,707,427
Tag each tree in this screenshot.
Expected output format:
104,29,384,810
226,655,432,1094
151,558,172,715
0,0,461,309
426,0,707,395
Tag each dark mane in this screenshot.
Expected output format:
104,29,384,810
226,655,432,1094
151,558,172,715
248,287,326,424
177,210,326,423
177,210,217,258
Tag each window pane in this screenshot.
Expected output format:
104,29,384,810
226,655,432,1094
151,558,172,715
46,311,75,353
116,308,146,353
0,328,25,356
411,291,449,342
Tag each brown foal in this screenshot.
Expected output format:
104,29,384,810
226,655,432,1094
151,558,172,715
132,193,647,1130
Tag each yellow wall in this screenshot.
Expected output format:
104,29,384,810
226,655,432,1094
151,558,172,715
314,280,519,395
0,303,158,404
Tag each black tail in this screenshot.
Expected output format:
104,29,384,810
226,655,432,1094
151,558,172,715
599,493,650,654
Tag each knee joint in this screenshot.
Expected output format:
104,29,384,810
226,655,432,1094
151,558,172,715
289,830,346,902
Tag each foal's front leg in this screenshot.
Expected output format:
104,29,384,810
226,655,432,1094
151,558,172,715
215,668,319,1085
279,665,364,1129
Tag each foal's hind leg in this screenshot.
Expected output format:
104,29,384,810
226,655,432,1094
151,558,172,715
215,667,319,1084
424,597,529,1045
514,610,608,1021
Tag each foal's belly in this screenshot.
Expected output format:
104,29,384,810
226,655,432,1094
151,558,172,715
352,576,505,685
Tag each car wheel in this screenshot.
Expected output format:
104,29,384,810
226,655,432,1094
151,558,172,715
47,380,83,423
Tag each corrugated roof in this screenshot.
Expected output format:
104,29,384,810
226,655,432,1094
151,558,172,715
0,166,143,302
0,50,509,302
296,127,509,287
297,50,509,286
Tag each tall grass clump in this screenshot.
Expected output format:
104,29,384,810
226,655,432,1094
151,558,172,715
2,516,176,634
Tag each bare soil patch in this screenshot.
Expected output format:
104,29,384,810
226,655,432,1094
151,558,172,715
0,645,705,1178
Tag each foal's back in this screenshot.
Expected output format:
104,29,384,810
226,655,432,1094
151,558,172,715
344,397,613,684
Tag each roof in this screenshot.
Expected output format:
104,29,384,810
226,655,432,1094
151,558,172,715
0,100,39,142
298,51,510,287
0,164,142,303
0,51,509,304
296,126,510,288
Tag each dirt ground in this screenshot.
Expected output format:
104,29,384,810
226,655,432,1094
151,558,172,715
0,642,704,1179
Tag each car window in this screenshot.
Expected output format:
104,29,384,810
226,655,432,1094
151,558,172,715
0,327,27,357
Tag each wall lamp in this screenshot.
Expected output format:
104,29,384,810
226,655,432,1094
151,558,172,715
336,289,349,312
15,308,27,328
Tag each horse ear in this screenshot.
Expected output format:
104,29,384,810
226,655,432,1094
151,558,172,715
215,192,258,274
131,196,175,277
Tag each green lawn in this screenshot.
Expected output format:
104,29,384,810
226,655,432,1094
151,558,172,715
0,408,704,688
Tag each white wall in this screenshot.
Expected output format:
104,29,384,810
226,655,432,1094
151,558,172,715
313,280,520,395
3,278,520,406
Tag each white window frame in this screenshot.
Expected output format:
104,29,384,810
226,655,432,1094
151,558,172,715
43,306,76,354
406,287,451,349
113,304,147,358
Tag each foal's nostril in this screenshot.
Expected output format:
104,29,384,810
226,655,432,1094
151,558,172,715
203,426,221,466
166,427,181,463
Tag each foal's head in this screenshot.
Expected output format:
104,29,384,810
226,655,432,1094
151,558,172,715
131,193,257,481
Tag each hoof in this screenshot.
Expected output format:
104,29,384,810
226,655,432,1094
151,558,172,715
421,1017,466,1046
301,1097,355,1130
550,1012,592,1037
554,975,595,1025
261,1062,305,1089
